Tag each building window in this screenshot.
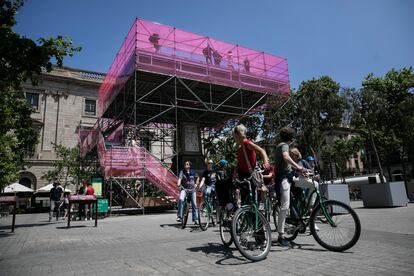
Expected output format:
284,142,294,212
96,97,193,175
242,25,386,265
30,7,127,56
26,93,39,110
84,99,96,115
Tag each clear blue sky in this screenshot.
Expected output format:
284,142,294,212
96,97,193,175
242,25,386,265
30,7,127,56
14,0,414,90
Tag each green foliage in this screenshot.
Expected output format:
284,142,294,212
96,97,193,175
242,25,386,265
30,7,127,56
202,115,263,174
42,143,98,191
352,67,414,171
264,76,346,165
0,0,81,190
321,136,362,182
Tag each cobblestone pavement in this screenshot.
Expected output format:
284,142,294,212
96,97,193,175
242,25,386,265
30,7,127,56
1,201,414,275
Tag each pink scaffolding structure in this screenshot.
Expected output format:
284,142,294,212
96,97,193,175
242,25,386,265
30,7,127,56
99,18,289,117
81,18,290,204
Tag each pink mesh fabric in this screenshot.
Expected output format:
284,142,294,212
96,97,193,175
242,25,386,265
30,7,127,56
99,18,290,117
88,127,179,200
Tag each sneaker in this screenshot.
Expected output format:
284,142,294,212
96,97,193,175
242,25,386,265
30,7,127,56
176,217,182,222
194,220,199,225
277,237,290,247
259,203,265,211
314,224,320,231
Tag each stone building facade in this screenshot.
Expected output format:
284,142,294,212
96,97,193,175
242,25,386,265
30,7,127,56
20,66,175,192
20,66,104,191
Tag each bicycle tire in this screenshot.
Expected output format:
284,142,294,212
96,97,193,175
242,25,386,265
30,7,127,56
310,200,361,252
231,206,272,262
181,202,189,229
219,210,233,247
198,202,210,231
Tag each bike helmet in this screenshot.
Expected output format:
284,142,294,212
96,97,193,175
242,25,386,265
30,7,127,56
218,159,228,167
305,155,314,161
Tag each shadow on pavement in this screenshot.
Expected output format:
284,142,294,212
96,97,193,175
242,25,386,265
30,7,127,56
56,225,87,229
187,242,250,265
159,223,204,232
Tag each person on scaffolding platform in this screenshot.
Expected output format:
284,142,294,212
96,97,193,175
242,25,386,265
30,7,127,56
202,44,213,64
149,33,160,52
212,49,222,66
176,161,199,224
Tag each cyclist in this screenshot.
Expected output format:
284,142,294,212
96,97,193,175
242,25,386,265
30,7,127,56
274,127,308,246
233,124,270,206
289,148,318,209
198,159,217,200
176,161,199,224
215,159,235,211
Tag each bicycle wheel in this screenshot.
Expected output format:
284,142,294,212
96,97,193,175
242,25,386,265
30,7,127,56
181,202,189,229
310,200,361,252
198,202,210,231
231,206,272,262
273,206,299,241
219,210,233,247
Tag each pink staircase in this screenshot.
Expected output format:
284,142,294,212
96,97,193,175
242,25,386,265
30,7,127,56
96,132,180,200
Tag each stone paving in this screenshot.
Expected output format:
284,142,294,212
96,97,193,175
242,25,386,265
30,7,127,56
1,201,414,275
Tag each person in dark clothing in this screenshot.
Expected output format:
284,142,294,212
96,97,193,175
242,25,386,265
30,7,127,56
215,159,235,211
149,33,160,52
202,44,213,64
176,161,199,224
77,182,87,220
198,159,217,199
212,49,222,66
49,181,63,222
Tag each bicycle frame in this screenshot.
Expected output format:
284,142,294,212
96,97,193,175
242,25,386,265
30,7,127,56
291,176,335,226
237,178,260,229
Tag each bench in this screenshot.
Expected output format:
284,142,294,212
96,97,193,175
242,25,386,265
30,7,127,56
0,196,17,232
67,195,98,228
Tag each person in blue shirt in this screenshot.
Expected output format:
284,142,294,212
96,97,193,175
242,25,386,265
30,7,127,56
176,161,199,224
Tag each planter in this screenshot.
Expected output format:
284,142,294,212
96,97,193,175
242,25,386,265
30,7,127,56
406,181,414,201
361,181,408,207
319,183,350,214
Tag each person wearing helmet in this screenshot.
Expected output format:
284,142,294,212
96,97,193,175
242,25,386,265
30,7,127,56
305,155,315,171
215,159,234,211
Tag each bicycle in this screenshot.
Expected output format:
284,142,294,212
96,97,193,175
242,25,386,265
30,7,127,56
261,184,278,231
198,187,218,230
180,188,196,229
274,173,361,251
231,176,272,262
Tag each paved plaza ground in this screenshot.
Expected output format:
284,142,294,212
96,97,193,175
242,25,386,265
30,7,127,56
1,201,414,275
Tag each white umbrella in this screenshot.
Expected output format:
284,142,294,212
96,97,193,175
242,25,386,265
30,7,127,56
36,184,72,193
2,183,34,193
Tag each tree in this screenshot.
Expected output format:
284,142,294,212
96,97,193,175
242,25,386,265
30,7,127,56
352,68,414,181
321,136,362,183
0,0,81,190
264,76,347,176
42,144,98,192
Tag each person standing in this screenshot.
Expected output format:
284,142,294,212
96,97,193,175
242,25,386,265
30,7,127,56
202,44,213,64
176,161,199,224
274,127,308,246
86,182,95,220
77,182,87,220
49,181,63,222
233,124,270,205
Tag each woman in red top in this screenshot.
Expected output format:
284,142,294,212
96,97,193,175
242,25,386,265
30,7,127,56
233,124,270,205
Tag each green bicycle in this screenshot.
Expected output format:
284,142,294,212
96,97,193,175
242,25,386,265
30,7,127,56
274,173,361,252
231,177,272,262
198,188,218,230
